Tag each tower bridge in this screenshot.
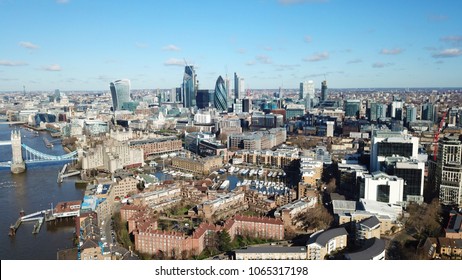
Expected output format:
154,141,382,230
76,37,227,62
0,130,79,173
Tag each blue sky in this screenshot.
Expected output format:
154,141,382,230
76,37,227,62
0,0,461,91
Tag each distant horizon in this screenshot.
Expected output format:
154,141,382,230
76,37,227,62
1,86,462,94
1,0,461,91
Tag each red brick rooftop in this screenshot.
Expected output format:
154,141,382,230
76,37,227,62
234,215,284,225
54,200,81,214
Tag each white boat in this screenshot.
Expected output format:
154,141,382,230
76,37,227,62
249,169,255,176
258,169,263,176
220,180,230,190
268,171,273,177
228,166,235,173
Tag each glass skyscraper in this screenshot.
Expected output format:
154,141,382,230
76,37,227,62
321,80,328,102
109,79,131,111
183,65,197,108
214,76,227,112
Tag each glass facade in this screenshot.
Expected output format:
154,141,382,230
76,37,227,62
214,76,227,112
344,100,360,118
183,66,196,108
377,142,413,157
321,80,328,101
376,184,390,203
394,168,422,200
110,79,131,111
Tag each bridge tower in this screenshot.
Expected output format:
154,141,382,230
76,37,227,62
11,130,26,174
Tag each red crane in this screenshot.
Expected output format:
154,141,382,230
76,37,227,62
433,108,449,161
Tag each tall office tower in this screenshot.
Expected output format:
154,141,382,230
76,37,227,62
405,105,417,125
431,137,462,206
390,98,403,119
196,89,212,109
234,72,240,99
109,79,131,111
240,78,245,99
368,102,387,122
321,80,328,102
344,100,361,118
214,76,227,112
421,102,434,121
242,98,251,113
448,108,459,127
182,65,197,108
225,76,231,98
299,81,315,99
370,130,419,172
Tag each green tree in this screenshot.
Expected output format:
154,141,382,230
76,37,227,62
217,230,232,252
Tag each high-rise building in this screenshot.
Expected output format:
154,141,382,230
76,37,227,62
432,137,462,206
240,78,245,99
321,80,328,102
196,89,213,109
109,79,131,111
183,65,197,108
242,98,251,113
300,81,315,110
344,100,361,118
214,76,227,112
370,130,419,172
225,76,231,98
405,105,417,125
390,98,403,120
234,72,240,100
421,102,434,122
368,102,387,122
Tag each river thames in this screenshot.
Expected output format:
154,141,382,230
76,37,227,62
0,124,84,260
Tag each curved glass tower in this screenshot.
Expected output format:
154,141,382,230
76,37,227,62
214,76,227,112
182,66,196,108
110,79,131,111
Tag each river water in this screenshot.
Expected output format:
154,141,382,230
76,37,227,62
0,124,84,260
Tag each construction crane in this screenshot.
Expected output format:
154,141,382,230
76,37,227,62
433,108,449,161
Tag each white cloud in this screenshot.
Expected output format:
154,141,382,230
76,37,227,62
162,44,181,51
304,36,312,43
164,58,184,66
246,61,256,66
19,41,39,50
256,55,272,64
237,48,246,54
372,62,393,68
304,51,329,62
0,60,28,66
43,64,62,71
56,0,70,4
347,59,363,64
380,48,403,55
432,48,462,58
440,36,462,42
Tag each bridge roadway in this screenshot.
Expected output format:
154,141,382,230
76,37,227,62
0,121,26,125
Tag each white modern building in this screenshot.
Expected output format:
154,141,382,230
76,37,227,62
370,130,419,172
359,171,404,205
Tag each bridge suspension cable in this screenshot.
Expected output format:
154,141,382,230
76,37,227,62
21,144,78,161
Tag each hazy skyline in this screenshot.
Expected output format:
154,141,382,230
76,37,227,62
0,0,461,91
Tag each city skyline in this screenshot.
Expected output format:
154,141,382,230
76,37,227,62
0,0,461,91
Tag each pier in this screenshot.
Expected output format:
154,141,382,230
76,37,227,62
43,137,53,148
57,164,81,183
8,200,81,236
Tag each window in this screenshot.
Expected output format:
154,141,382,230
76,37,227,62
377,184,390,203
